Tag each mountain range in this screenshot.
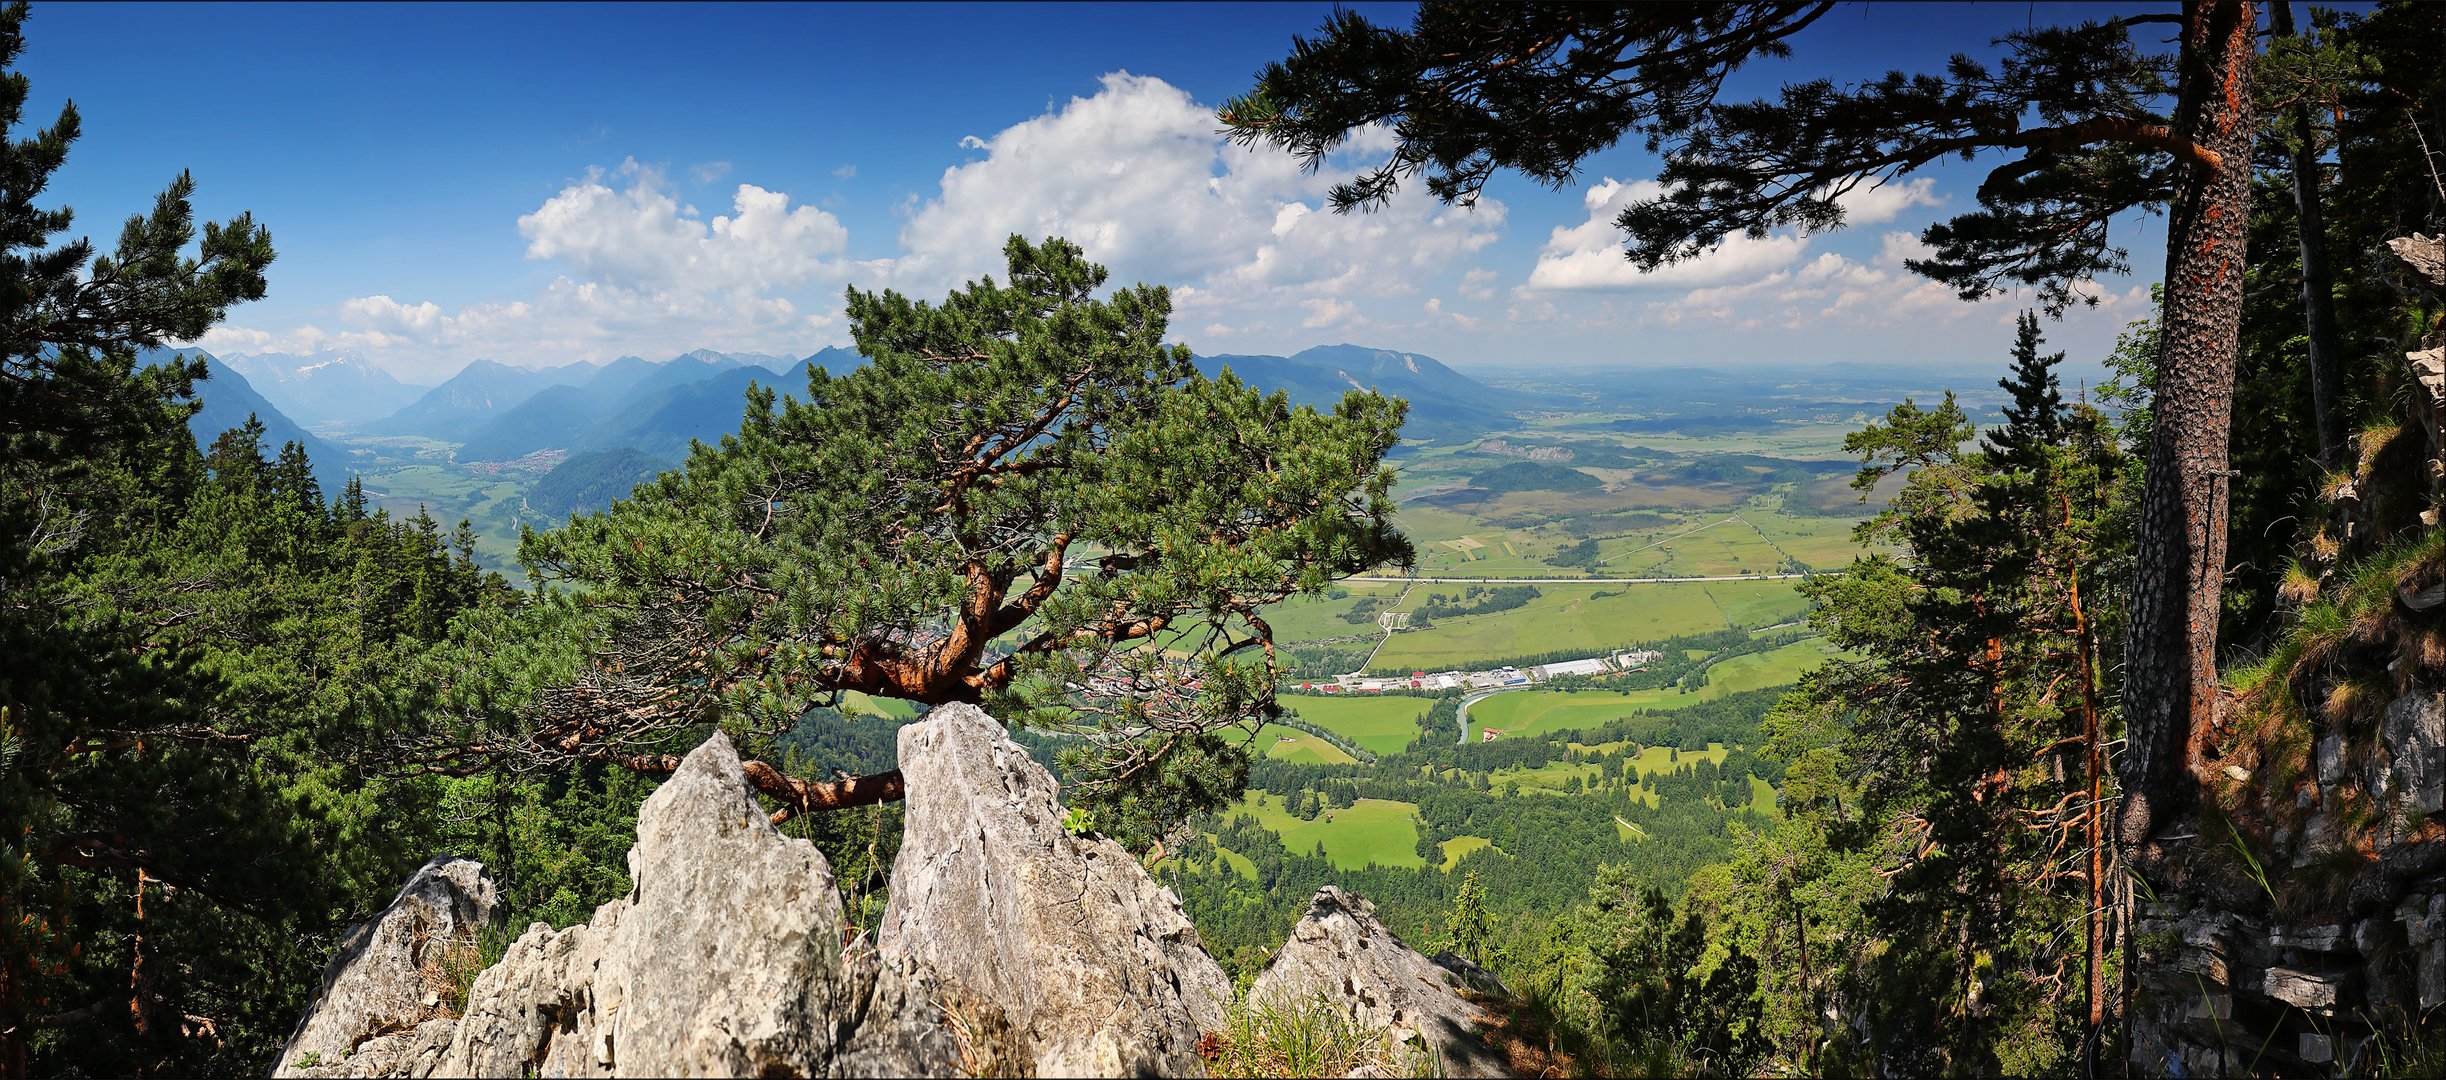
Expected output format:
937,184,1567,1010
159,342,1531,487
217,351,429,427
1193,343,1538,441
363,358,604,442
144,349,356,491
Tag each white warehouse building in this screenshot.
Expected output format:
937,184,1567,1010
1529,658,1609,680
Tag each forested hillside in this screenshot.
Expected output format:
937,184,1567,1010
9,2,2446,1077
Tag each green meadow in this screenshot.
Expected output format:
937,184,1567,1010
1232,791,1426,870
1279,694,1432,755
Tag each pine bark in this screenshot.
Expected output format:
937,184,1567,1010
2117,0,2258,851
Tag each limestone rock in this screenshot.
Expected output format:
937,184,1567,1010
2318,733,2349,785
881,702,1230,1077
431,732,960,1078
1252,886,1513,1078
276,856,497,1078
2383,694,2446,822
2391,233,2446,296
2265,966,2349,1011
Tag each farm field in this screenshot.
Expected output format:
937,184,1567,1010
1704,638,1848,695
1439,835,1495,869
359,460,549,572
1252,723,1357,765
1278,694,1431,755
1493,744,1731,802
1464,636,1835,741
1367,580,1808,674
1252,580,1414,645
1231,791,1426,871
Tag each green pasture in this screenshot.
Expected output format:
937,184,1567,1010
1439,835,1494,870
1489,759,1608,795
838,691,921,721
1462,632,1839,739
1233,791,1426,871
1254,581,1413,645
1253,723,1357,765
1279,694,1430,755
1371,580,1808,675
1703,638,1846,694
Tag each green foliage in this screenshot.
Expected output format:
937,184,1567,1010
1208,987,1430,1078
425,236,1410,850
0,8,525,1067
523,446,673,519
1219,3,1831,214
1678,317,2133,1073
1444,869,1493,965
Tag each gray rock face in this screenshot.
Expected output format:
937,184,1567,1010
2378,693,2446,826
276,856,497,1078
2391,234,2446,296
428,733,959,1078
881,702,1231,1077
1251,886,1513,1078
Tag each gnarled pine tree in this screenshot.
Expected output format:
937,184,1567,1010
415,236,1412,839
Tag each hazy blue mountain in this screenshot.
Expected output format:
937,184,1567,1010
455,352,775,461
797,345,866,378
365,358,600,441
1193,343,1538,441
147,349,355,491
590,366,775,460
217,351,428,427
525,447,676,519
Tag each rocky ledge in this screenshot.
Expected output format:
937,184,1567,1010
277,704,1510,1077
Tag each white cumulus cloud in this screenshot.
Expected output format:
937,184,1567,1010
517,159,848,297
1527,179,1811,291
888,72,1503,342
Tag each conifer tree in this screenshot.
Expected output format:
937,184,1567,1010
1716,319,2126,1072
417,236,1411,843
1225,0,2260,855
1445,869,1493,965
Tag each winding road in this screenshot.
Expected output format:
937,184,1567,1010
1454,686,1537,744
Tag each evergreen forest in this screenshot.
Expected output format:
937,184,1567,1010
5,2,2446,1076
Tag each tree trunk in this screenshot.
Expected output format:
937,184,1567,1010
2117,0,2258,851
2069,496,2108,1079
2274,0,2347,464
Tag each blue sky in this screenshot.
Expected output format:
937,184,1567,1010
33,2,2183,383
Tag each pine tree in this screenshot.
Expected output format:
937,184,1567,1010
414,236,1413,847
1224,0,2262,855
1717,320,2126,1072
1445,869,1493,966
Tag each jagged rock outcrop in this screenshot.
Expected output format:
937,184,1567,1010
432,732,960,1078
277,856,497,1078
1251,886,1512,1078
285,705,1515,1079
278,733,962,1078
881,702,1231,1077
279,709,1261,1079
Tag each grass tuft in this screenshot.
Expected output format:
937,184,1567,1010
1205,988,1436,1078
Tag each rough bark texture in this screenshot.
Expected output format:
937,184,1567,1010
880,702,1232,1077
1250,886,1514,1078
2119,0,2259,851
